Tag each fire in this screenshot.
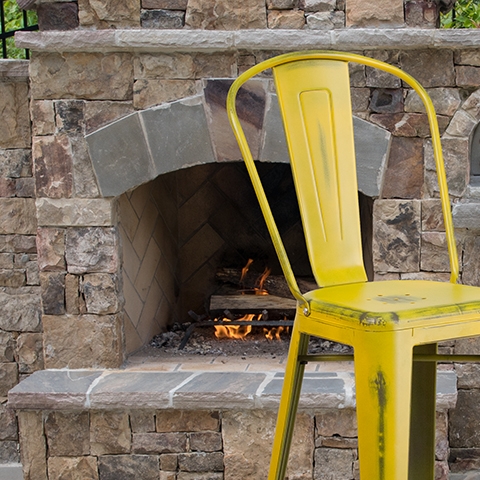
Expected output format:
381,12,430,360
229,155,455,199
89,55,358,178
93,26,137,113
239,259,271,296
263,326,286,341
255,266,271,296
214,314,256,340
240,258,254,285
214,260,286,341
214,313,288,341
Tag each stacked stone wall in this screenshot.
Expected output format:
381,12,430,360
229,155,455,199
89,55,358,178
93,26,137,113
36,0,348,31
32,0,448,31
30,61,125,371
24,45,480,373
14,407,452,480
0,60,39,466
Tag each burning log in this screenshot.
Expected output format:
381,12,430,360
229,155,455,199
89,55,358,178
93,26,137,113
211,260,316,319
177,314,294,349
210,294,296,315
177,260,316,348
215,267,316,298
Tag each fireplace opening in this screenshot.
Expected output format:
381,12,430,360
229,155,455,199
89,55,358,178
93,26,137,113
119,161,373,356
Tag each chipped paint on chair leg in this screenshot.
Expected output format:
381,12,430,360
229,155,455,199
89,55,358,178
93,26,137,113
354,330,414,480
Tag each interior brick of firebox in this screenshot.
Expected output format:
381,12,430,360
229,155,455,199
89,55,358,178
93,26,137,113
119,174,178,355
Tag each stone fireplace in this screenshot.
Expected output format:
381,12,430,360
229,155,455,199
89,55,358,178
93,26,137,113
3,0,480,478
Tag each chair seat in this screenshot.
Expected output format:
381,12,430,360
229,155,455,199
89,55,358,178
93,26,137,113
305,280,480,330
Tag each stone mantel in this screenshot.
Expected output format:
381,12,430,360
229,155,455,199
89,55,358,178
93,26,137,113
15,28,480,54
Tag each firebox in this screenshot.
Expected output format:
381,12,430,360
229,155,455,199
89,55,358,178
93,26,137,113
86,81,390,355
118,161,374,355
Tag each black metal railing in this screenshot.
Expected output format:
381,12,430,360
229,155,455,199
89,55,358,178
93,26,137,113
1,0,38,59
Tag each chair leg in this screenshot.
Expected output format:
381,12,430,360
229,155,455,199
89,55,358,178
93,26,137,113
354,330,414,480
268,322,309,480
408,343,437,480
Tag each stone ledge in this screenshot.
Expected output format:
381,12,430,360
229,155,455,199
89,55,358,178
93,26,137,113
453,202,480,230
0,464,23,480
452,187,480,230
0,60,29,78
8,368,457,411
15,28,480,54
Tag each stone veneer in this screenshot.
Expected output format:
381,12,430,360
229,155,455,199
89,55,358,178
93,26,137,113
2,0,480,477
26,0,449,31
13,28,480,371
1,59,38,474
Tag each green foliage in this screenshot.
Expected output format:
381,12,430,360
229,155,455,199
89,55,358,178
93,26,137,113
1,0,38,59
441,0,480,28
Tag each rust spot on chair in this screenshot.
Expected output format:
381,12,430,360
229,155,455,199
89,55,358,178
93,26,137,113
372,371,387,480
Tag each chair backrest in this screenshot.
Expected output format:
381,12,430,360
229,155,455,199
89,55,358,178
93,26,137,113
273,57,366,288
227,51,458,305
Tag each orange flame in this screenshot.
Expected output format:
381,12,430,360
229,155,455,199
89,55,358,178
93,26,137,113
255,266,271,296
263,326,286,341
214,314,256,340
214,260,284,341
240,259,254,285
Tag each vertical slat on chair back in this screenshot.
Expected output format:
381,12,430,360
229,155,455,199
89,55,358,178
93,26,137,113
273,59,368,287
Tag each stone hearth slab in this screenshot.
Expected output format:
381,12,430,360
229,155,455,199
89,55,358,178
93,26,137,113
173,372,265,409
9,367,457,412
8,370,103,409
87,371,194,409
259,372,355,409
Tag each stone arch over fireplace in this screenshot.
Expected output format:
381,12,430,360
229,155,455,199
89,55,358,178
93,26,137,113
86,79,391,199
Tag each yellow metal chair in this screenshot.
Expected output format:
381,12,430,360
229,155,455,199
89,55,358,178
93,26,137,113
226,51,480,480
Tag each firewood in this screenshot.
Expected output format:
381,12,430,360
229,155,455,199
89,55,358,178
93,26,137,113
215,267,317,299
210,294,296,314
